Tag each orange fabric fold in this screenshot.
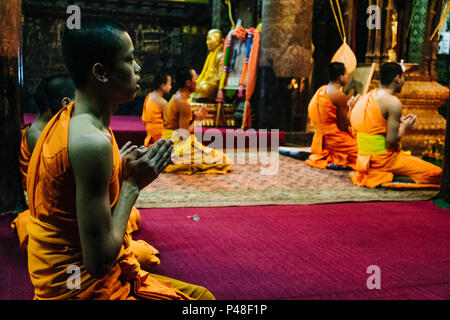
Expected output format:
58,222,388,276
11,125,33,251
306,85,358,169
26,102,192,300
142,94,163,147
19,125,32,190
10,209,31,251
350,89,442,188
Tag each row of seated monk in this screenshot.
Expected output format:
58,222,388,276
306,61,442,189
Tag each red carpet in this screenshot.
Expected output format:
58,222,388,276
23,113,285,148
1,201,449,300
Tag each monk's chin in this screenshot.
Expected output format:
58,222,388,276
119,91,138,104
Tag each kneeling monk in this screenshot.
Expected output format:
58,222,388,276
26,16,214,300
306,62,359,170
12,75,76,251
350,62,442,188
12,77,153,267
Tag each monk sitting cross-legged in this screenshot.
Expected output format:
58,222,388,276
306,62,360,170
350,62,442,188
26,16,214,300
163,67,232,174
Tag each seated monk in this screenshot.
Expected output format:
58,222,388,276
11,77,156,268
306,62,360,170
163,67,232,174
350,62,442,188
191,29,223,101
142,73,172,147
11,75,76,251
26,16,214,299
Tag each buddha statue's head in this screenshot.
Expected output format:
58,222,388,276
206,29,223,52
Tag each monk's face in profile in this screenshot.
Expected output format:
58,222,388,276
206,31,222,52
161,75,172,95
339,70,349,87
107,31,141,104
186,69,198,93
394,74,405,93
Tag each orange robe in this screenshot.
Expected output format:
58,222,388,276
305,85,358,169
26,102,203,300
349,89,442,188
11,125,144,252
10,126,33,251
142,93,163,147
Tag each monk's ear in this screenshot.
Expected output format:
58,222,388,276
92,63,108,84
61,97,72,107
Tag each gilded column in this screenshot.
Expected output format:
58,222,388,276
366,0,375,63
373,0,384,66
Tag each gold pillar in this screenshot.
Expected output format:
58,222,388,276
366,0,375,63
373,0,384,66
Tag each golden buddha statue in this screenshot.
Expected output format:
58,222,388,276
191,29,224,101
388,11,398,62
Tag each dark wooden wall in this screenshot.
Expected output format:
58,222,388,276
21,0,211,115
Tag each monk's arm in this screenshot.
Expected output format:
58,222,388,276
334,93,351,132
70,134,139,278
26,126,41,153
385,99,403,148
155,97,167,113
178,101,196,133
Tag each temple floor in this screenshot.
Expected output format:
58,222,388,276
136,150,438,208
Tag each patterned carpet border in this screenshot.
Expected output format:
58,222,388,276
136,153,439,208
136,188,438,208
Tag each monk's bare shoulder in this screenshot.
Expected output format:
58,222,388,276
174,95,191,116
327,87,347,108
26,124,42,153
377,94,402,118
68,115,113,175
153,94,168,110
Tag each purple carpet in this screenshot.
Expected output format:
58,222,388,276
2,201,449,300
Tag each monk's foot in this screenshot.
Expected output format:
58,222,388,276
327,163,353,171
392,175,416,184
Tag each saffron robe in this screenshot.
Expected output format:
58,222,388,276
163,96,232,174
305,85,358,169
11,125,145,253
349,89,442,188
142,93,164,147
26,102,211,300
10,126,33,251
